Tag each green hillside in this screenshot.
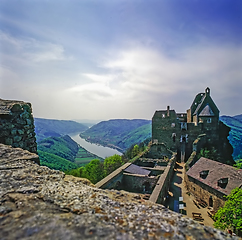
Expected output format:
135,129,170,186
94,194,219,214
220,115,242,161
38,135,79,162
35,118,88,142
38,135,102,171
80,119,151,152
38,150,78,171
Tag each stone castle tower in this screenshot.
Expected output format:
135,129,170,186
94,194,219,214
152,88,234,165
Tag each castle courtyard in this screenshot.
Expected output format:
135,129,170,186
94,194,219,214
165,162,215,228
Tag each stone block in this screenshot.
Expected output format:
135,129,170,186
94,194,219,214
14,136,22,143
18,129,25,135
11,104,22,112
26,119,32,125
11,129,17,135
5,138,13,145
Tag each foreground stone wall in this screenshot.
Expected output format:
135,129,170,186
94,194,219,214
0,99,37,153
0,143,238,239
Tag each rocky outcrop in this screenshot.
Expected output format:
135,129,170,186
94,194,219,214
0,144,238,239
0,99,37,153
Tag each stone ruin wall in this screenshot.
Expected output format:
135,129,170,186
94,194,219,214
0,99,37,155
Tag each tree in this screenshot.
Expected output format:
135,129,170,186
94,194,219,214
82,159,104,184
103,154,123,176
234,159,242,169
132,144,139,158
213,187,242,236
198,147,217,160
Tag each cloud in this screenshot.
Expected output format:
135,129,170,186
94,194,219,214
67,41,241,117
0,31,69,64
102,43,242,98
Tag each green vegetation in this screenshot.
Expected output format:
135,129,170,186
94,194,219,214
74,147,103,166
35,118,88,142
220,115,242,161
38,135,79,162
103,155,124,176
124,140,150,160
38,135,103,171
65,154,124,184
38,150,78,171
197,147,217,161
234,159,242,169
80,119,151,152
214,187,242,236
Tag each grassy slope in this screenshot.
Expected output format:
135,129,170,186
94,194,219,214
80,119,151,151
220,115,242,160
38,150,78,171
35,118,88,142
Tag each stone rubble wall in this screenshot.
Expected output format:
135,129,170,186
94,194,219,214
149,155,177,204
0,99,37,155
0,143,238,240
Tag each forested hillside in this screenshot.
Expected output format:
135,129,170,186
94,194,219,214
38,135,102,170
38,135,79,162
35,118,88,142
220,115,242,161
80,119,151,152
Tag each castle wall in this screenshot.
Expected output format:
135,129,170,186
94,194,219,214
149,155,176,204
122,173,158,193
184,174,225,211
95,163,131,189
0,99,37,154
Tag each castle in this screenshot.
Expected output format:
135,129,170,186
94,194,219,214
96,87,236,210
151,87,233,165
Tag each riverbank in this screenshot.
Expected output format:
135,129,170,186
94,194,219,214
70,134,122,159
80,135,124,153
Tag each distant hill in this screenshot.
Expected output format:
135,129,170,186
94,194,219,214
220,115,242,161
234,114,242,122
34,118,88,142
80,119,151,152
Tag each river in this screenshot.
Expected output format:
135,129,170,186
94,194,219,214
70,134,122,159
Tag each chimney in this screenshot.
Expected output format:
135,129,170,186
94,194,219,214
167,106,170,117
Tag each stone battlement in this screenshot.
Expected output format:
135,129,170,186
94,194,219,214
0,98,37,154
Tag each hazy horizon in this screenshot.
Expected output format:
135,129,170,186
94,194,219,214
1,1,241,120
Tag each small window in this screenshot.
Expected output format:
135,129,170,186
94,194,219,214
217,178,228,189
207,118,212,123
200,170,209,179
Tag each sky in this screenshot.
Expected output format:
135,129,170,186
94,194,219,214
0,0,241,120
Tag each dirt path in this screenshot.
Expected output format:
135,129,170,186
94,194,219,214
165,162,215,227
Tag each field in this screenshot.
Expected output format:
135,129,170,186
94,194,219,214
74,148,103,166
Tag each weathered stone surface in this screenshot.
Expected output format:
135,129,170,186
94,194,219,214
0,144,238,239
0,98,37,153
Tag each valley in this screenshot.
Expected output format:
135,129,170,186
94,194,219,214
35,115,242,172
